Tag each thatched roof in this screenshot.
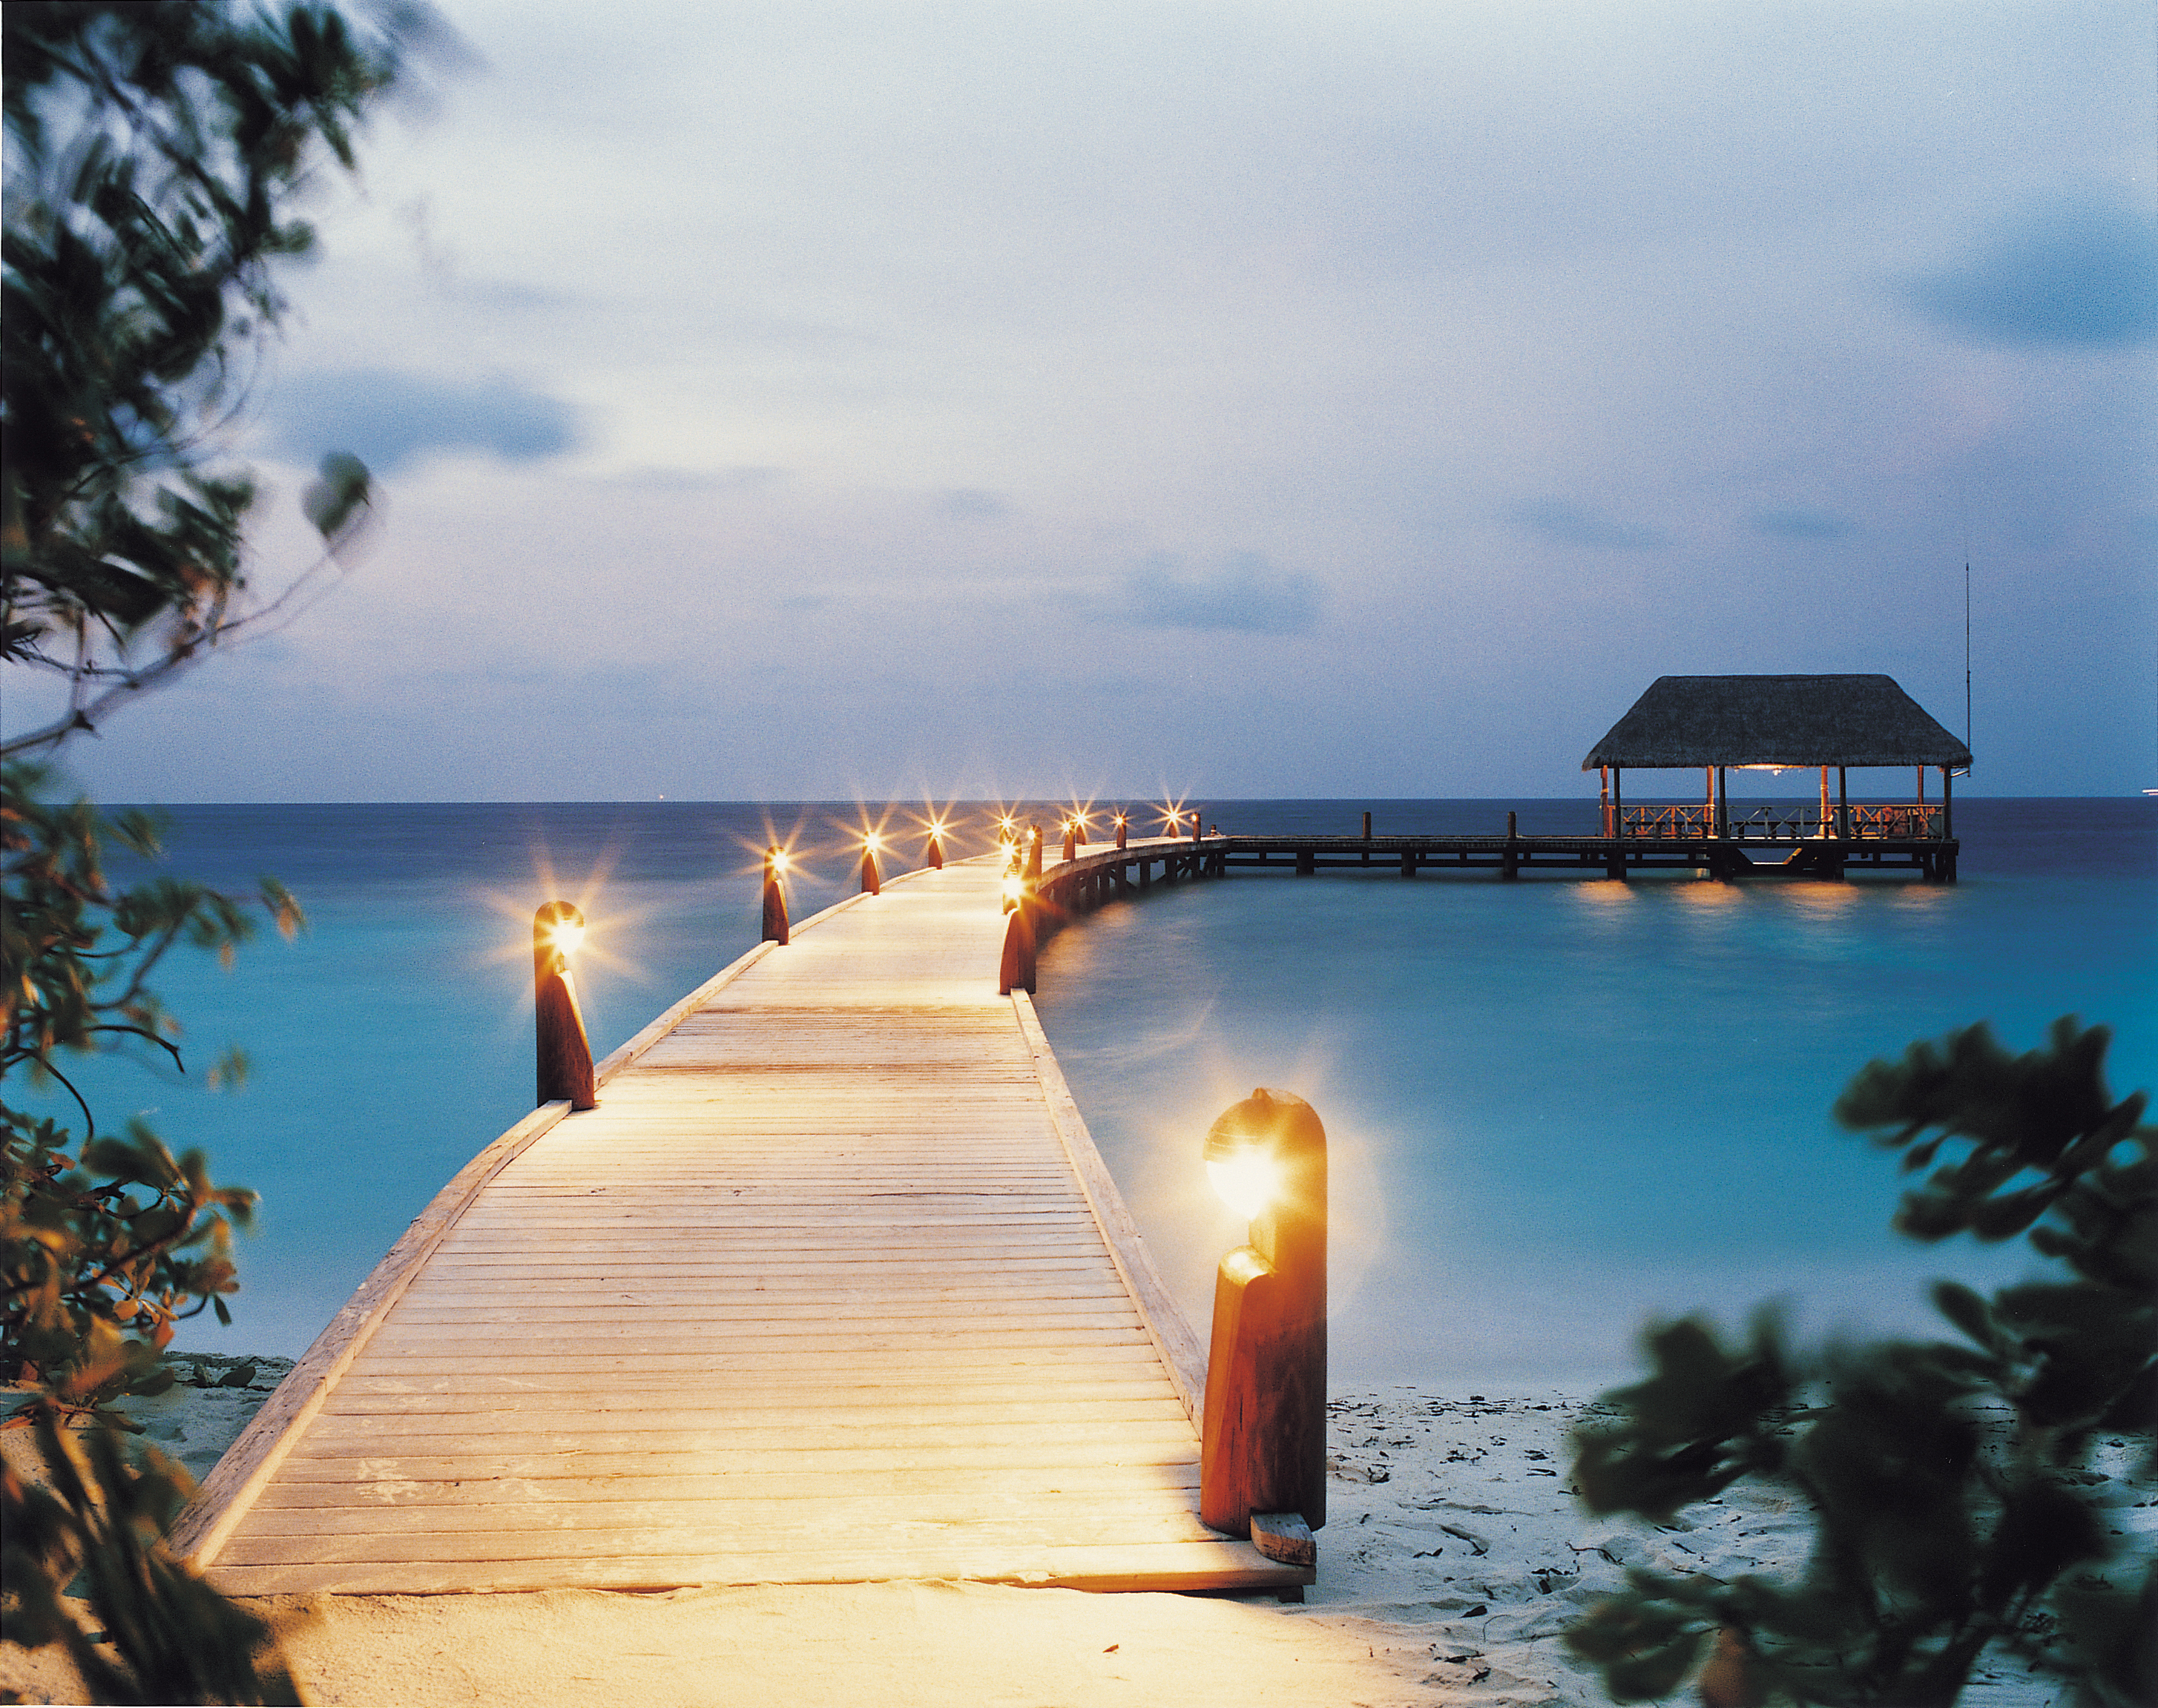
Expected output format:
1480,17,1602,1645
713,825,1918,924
1582,675,1973,770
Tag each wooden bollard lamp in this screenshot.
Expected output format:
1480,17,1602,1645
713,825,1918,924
926,822,945,870
761,847,790,946
1200,1088,1326,1570
1061,820,1077,863
860,832,882,896
998,879,1037,994
1026,822,1043,882
533,902,596,1111
1115,814,1128,851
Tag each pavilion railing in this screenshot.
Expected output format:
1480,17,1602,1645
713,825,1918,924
1618,805,1946,841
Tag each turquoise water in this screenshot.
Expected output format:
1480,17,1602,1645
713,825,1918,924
21,798,2153,1389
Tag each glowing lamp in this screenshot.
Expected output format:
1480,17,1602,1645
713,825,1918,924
1205,1153,1283,1220
762,846,790,945
547,917,587,959
532,902,596,1111
1198,1088,1327,1560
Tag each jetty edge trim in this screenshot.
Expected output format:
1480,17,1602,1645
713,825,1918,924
1012,989,1208,1425
170,932,786,1566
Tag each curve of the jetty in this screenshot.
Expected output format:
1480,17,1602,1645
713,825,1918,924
171,843,1306,1596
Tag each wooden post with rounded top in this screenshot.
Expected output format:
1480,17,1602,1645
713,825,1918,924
1026,822,1043,882
998,890,1036,995
533,902,596,1111
761,848,789,945
1061,822,1076,863
1115,814,1128,851
860,840,881,896
1502,810,1519,880
1199,1088,1327,1543
926,828,944,869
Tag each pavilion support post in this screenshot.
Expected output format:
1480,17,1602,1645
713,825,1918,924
1362,811,1372,839
1942,768,1953,840
1818,767,1831,839
1838,767,1849,840
1613,767,1624,840
1599,767,1611,839
1715,767,1728,839
1704,767,1714,839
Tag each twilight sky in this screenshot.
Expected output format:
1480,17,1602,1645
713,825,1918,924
20,1,2158,799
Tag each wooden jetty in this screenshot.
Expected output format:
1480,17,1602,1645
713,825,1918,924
1024,815,1959,905
171,850,1307,1597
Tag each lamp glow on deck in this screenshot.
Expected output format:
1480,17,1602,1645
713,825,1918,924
1206,1152,1283,1220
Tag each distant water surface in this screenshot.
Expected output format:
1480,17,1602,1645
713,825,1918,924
25,797,2152,1389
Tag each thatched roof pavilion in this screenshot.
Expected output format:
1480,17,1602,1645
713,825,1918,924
1582,674,1970,771
1582,674,1970,851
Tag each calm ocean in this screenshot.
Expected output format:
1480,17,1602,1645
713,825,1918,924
27,797,2154,1391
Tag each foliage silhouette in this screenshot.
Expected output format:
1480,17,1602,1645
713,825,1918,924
1565,1018,2155,1707
2,2,438,1698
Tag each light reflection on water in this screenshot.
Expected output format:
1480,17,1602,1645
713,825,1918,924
13,797,2151,1382
1033,817,2154,1391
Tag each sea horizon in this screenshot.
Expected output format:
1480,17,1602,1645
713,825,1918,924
16,794,2152,1392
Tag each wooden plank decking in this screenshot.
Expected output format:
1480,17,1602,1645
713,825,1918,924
175,849,1301,1596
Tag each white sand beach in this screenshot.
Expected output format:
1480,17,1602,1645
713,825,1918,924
9,1373,2119,1707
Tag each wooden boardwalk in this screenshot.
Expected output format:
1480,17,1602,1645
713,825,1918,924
173,849,1306,1596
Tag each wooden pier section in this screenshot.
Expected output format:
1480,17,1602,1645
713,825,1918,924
1027,823,1958,911
172,849,1306,1597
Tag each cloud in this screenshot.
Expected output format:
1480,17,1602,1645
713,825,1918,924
937,489,1010,519
606,466,790,492
1750,507,1850,541
1512,501,1671,552
1906,196,2158,347
1119,553,1321,635
266,369,582,472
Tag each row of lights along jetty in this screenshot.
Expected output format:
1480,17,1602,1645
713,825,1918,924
524,672,1971,1575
